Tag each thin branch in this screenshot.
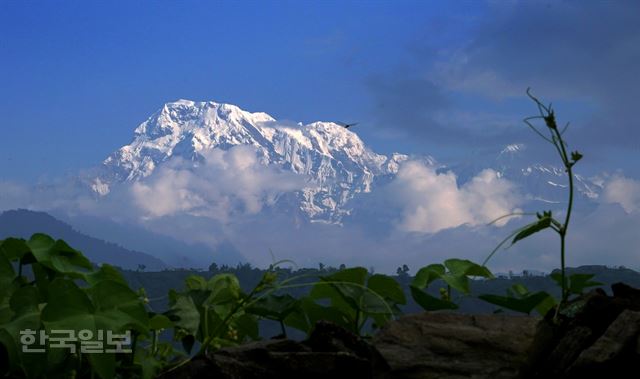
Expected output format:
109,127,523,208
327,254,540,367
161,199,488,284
486,212,536,226
524,118,554,143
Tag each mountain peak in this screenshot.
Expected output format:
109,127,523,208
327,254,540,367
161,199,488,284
500,143,526,155
94,100,395,223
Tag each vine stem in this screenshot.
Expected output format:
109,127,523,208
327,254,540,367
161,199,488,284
553,126,574,303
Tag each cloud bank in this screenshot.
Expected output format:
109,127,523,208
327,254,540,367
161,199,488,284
603,174,640,213
131,146,307,221
388,161,521,233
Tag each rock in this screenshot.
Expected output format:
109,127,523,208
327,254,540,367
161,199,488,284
567,310,640,377
158,321,389,379
540,326,592,374
523,283,640,378
372,312,539,379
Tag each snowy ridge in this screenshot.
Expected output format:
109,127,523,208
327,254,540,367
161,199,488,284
94,100,408,223
92,100,603,224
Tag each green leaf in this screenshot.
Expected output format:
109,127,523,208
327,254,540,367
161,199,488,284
87,353,116,379
310,267,367,316
295,297,351,332
410,285,457,311
479,291,554,315
234,313,259,341
511,284,530,297
89,280,149,333
27,234,92,275
246,294,299,320
0,286,44,378
185,275,208,290
320,267,368,286
568,273,603,295
0,251,16,306
512,217,552,244
206,274,242,305
167,293,200,336
444,259,493,279
0,238,31,261
411,264,445,289
84,264,128,286
368,274,406,305
149,314,173,330
41,279,95,330
534,293,557,316
282,305,312,334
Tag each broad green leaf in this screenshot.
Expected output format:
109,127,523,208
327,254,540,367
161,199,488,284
512,217,551,245
149,314,173,330
89,280,149,332
9,286,41,316
167,293,200,336
27,234,92,275
185,275,208,290
410,285,457,311
444,259,493,278
246,294,299,320
41,279,95,330
0,287,43,378
87,353,116,379
568,273,603,295
0,238,30,261
310,267,367,316
41,279,142,338
440,273,470,294
283,305,312,334
0,252,16,306
234,313,259,341
320,267,368,286
293,297,351,333
479,291,554,315
85,264,127,286
368,274,406,305
534,293,557,316
359,291,392,315
411,264,445,289
207,274,241,305
511,283,530,297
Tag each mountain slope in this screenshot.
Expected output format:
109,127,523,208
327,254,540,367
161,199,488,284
91,100,410,223
0,209,166,270
90,100,603,225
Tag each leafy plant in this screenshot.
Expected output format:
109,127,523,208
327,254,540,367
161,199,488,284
549,272,602,297
304,267,406,335
479,283,556,315
411,259,493,311
0,234,158,379
482,89,585,310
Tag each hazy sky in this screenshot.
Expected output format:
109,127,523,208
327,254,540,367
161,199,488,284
1,0,638,181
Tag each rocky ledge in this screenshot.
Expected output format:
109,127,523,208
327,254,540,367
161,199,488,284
160,283,640,379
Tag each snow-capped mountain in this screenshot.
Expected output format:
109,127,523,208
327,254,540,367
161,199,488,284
92,100,411,223
91,100,602,225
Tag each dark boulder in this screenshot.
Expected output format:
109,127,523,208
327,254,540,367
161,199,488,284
523,283,640,378
372,312,539,379
158,321,389,379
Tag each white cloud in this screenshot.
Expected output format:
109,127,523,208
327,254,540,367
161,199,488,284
603,174,640,213
131,145,306,221
389,161,522,233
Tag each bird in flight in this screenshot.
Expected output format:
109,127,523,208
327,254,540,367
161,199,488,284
338,122,359,129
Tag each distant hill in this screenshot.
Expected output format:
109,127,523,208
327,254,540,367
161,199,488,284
0,209,166,270
121,264,640,316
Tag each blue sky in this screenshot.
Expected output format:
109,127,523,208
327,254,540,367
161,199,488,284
1,1,639,272
1,0,638,182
